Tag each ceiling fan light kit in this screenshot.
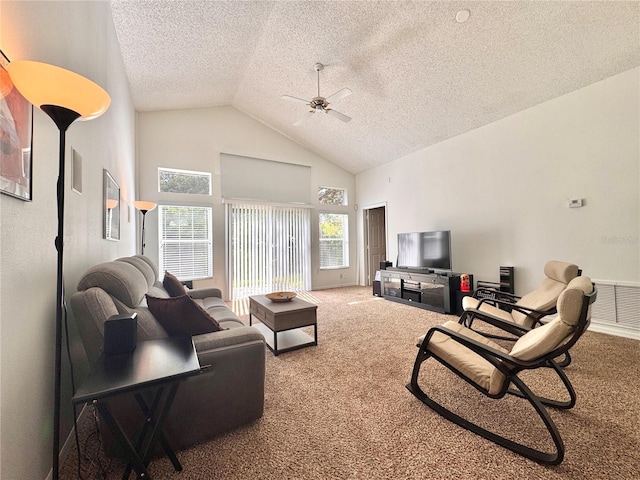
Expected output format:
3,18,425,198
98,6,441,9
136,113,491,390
282,62,352,126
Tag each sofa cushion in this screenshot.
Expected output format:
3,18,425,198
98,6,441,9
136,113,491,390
78,261,148,308
117,256,156,288
163,271,186,297
147,294,223,336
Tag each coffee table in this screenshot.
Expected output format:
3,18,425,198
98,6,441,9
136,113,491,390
249,294,318,355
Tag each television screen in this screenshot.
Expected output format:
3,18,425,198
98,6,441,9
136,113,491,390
397,230,452,270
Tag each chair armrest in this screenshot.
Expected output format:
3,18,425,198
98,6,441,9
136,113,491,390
188,287,222,300
462,308,531,337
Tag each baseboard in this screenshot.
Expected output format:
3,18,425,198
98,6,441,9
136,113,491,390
45,404,88,480
314,282,357,290
588,321,640,340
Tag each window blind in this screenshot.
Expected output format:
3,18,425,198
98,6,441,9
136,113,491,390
159,205,213,280
319,213,349,269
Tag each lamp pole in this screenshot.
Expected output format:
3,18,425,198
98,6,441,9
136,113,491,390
133,201,157,255
7,61,110,480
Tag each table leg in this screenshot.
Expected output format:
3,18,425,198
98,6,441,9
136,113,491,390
141,383,182,469
273,330,278,356
133,390,182,471
94,401,151,479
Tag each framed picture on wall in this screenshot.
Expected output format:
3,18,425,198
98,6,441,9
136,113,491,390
103,169,120,240
0,50,34,201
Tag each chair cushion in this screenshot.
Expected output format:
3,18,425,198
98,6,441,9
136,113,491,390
163,271,186,297
146,294,223,336
509,261,579,327
510,280,591,361
544,260,579,284
421,321,508,395
462,296,514,323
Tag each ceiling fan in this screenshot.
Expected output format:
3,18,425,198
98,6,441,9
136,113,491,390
281,63,352,126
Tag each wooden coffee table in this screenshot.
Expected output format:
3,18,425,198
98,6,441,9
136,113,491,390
249,295,318,355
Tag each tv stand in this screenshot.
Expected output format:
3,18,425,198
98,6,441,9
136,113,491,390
379,268,472,314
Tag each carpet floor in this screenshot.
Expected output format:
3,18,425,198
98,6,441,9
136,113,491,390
61,286,640,479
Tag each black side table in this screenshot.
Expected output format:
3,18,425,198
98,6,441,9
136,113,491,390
73,336,202,479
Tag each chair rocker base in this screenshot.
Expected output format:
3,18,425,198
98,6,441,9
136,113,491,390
406,374,565,465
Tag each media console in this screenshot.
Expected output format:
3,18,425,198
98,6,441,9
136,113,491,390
379,268,473,314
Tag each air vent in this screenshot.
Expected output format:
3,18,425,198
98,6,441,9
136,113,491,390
590,280,640,338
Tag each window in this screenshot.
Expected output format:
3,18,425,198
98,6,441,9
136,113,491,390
318,187,347,206
159,205,212,280
319,213,349,269
158,167,211,195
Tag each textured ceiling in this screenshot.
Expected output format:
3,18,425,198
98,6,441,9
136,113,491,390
110,1,640,175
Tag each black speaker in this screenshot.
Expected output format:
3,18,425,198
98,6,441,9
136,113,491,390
380,261,392,270
104,313,137,356
373,280,382,296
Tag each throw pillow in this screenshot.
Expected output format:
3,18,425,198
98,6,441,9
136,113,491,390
146,294,223,336
163,271,186,297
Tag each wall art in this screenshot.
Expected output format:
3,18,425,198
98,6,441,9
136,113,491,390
0,50,33,201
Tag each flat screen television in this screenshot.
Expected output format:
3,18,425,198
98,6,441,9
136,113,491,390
397,230,452,271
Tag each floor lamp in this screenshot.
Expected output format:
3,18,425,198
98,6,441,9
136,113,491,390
6,60,110,480
133,201,157,255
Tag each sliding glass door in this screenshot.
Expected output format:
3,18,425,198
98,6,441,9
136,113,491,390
227,203,311,300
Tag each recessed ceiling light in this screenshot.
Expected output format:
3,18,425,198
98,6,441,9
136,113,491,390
456,9,471,23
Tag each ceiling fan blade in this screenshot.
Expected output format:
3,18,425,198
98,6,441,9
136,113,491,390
325,87,352,103
281,95,311,105
293,110,314,126
326,109,351,123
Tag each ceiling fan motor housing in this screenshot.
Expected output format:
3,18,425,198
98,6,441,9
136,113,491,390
311,97,329,110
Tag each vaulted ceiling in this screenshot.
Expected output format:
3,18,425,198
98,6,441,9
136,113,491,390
110,1,639,175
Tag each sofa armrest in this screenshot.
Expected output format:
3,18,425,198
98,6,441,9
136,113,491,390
188,287,222,300
193,326,264,363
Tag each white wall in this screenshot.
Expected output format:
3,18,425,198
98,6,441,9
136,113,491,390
136,106,356,297
0,2,136,479
356,68,640,294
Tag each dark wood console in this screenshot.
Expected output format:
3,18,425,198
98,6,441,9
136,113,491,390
380,268,472,314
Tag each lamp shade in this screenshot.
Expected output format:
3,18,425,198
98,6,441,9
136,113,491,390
105,199,119,210
6,60,111,121
133,201,157,212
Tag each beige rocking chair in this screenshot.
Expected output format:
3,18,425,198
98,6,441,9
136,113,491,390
461,260,580,366
407,276,596,465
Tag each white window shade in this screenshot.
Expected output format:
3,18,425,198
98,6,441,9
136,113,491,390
159,205,213,280
220,153,311,204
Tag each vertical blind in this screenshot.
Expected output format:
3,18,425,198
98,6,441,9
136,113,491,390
228,203,311,300
159,205,213,280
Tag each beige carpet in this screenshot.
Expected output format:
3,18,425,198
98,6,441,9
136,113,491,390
61,286,640,479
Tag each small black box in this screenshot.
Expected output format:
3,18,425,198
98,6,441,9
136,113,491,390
103,313,137,356
379,261,392,270
373,280,382,296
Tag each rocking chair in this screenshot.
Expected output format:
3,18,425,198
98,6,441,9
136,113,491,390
462,260,579,334
406,276,596,465
461,261,580,367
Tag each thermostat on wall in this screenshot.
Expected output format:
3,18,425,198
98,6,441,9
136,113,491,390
568,198,583,208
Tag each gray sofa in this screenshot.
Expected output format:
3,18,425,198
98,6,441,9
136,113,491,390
69,255,265,452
